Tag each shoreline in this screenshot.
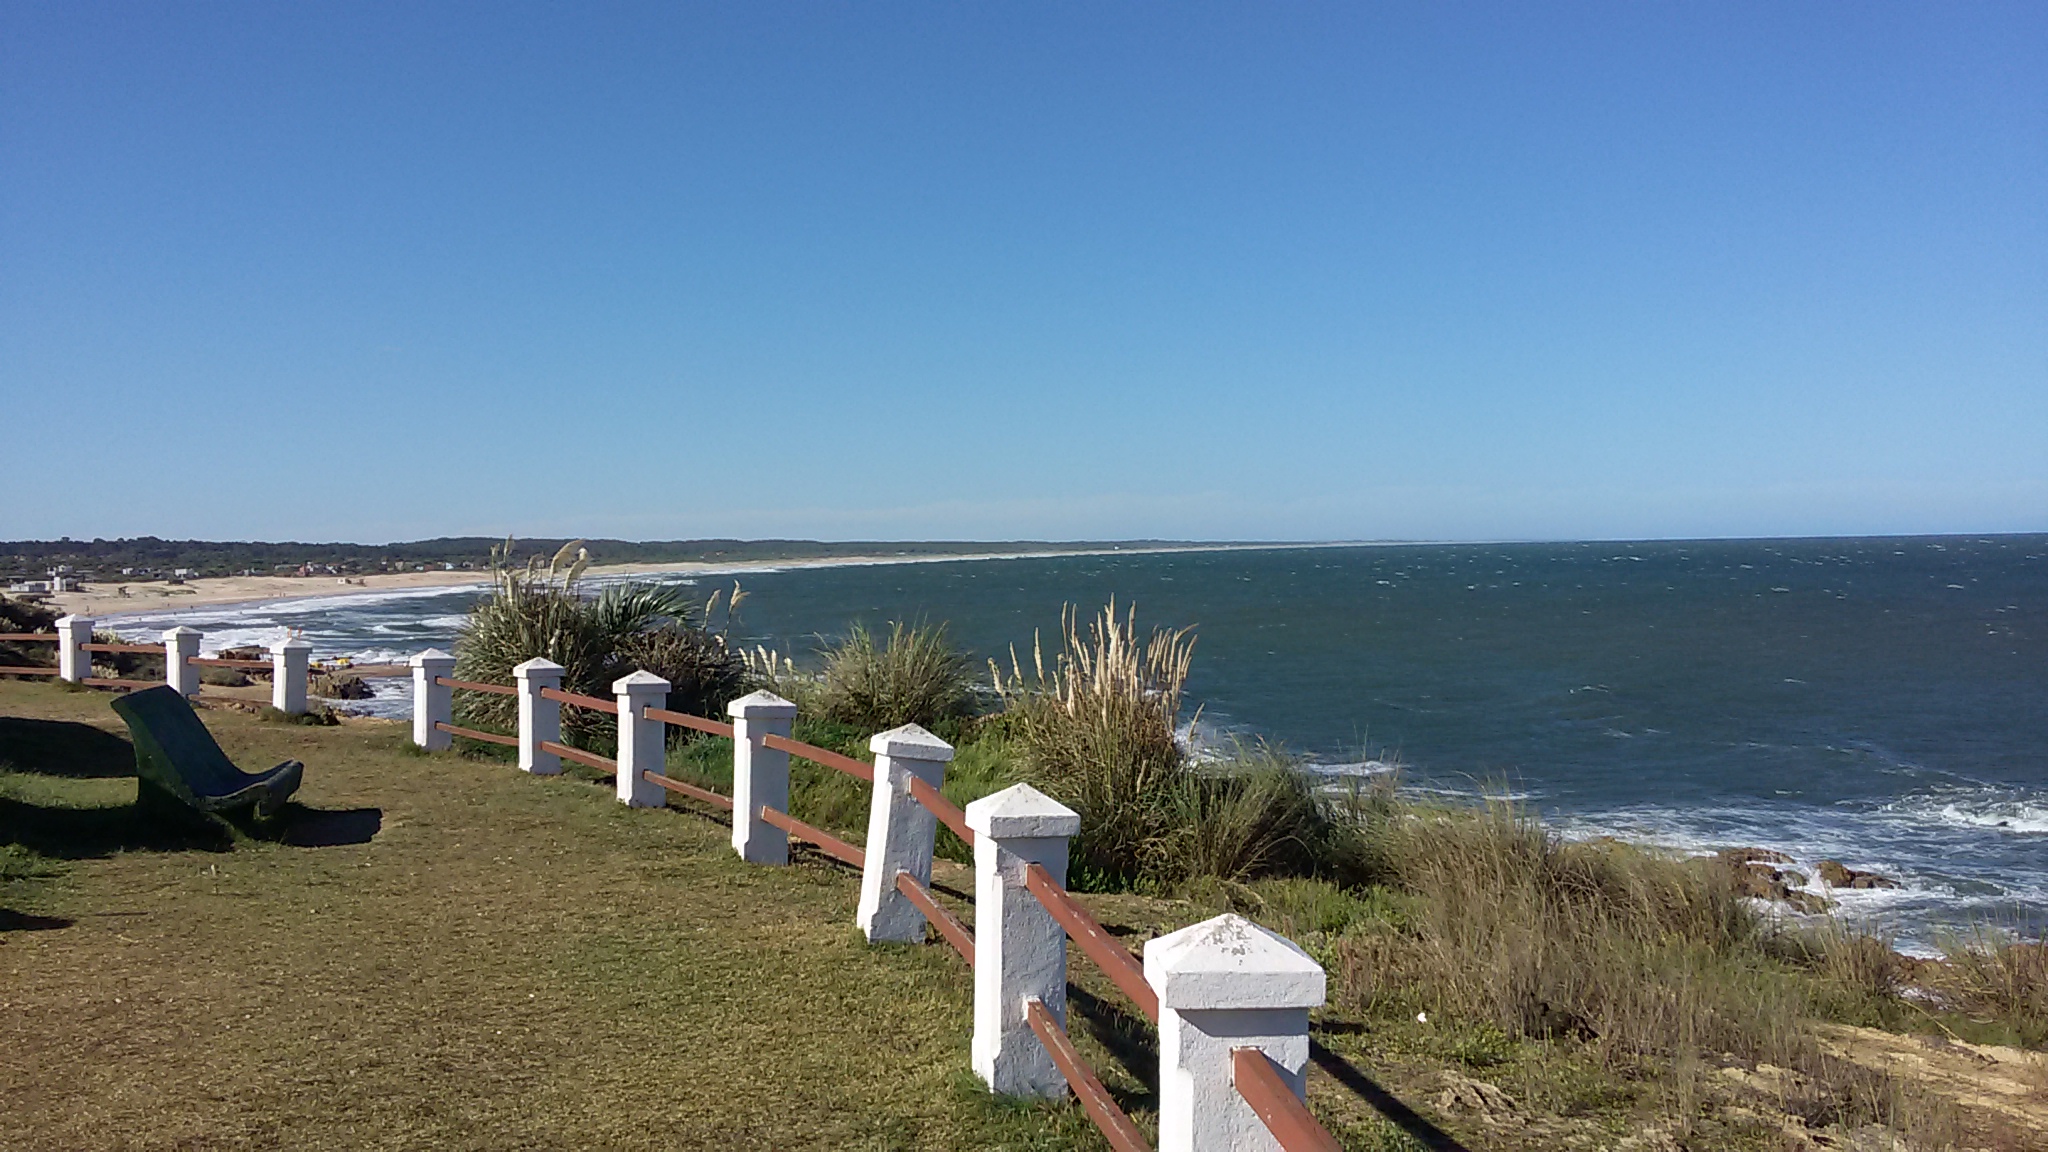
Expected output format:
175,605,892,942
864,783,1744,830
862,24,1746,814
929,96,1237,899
53,540,1370,621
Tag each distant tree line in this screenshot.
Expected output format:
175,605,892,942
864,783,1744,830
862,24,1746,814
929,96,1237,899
0,536,1178,582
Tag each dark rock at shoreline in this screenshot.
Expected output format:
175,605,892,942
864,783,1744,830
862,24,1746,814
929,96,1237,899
312,673,374,700
1719,847,1794,867
1818,860,1899,890
1716,848,1829,914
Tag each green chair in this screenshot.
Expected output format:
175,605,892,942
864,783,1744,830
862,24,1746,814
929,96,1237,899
110,686,303,832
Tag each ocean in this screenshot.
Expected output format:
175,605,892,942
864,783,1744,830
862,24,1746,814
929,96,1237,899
102,535,2046,951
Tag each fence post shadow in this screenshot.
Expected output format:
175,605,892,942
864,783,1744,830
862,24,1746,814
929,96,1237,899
1309,1037,1474,1152
1065,983,1159,1112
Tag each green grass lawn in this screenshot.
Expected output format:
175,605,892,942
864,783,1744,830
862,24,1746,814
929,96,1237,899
10,680,2037,1151
0,681,1120,1150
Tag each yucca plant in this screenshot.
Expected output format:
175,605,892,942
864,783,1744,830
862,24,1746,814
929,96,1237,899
452,539,744,748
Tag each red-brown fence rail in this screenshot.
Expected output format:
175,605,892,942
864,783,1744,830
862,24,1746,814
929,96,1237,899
189,657,271,670
81,642,162,655
761,732,872,782
0,633,57,643
0,666,59,676
1233,1048,1343,1152
438,676,516,696
644,706,735,739
642,770,735,811
761,806,866,868
436,720,518,747
541,686,618,714
893,871,975,966
1024,998,1153,1152
540,739,615,770
1023,862,1160,1022
906,774,973,844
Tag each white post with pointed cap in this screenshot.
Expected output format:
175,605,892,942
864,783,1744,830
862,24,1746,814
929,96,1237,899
515,657,565,775
54,615,92,683
410,648,456,749
729,690,799,863
856,723,955,941
967,783,1082,1098
1144,913,1327,1152
613,670,669,806
164,627,201,696
269,637,312,714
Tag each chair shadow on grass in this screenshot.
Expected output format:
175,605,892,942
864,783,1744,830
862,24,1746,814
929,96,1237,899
0,716,137,778
0,908,74,931
1,793,383,858
0,716,381,854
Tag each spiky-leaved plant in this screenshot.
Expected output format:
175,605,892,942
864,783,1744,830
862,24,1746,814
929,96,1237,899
452,540,744,748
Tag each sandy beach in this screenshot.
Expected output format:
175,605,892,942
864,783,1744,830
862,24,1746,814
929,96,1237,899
41,542,1327,620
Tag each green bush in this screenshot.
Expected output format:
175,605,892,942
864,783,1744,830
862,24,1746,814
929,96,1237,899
0,596,58,671
451,540,744,748
994,601,1340,890
812,620,974,734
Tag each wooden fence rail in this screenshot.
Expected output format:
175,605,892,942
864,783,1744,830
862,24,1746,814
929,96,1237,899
893,871,975,966
1232,1048,1343,1152
436,721,518,747
405,658,1343,1152
539,739,615,770
1023,862,1160,1022
642,770,735,811
438,676,516,696
540,686,618,714
1025,998,1153,1152
761,806,866,868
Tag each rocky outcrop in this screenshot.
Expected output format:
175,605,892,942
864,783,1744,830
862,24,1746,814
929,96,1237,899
311,672,374,700
1716,848,1829,914
1817,860,1899,889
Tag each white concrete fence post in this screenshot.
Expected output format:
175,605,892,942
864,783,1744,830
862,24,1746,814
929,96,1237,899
729,690,799,864
1144,913,1327,1152
269,637,312,714
410,648,455,749
164,626,201,697
514,658,565,775
966,783,1082,1098
613,670,670,806
55,614,92,683
856,724,956,942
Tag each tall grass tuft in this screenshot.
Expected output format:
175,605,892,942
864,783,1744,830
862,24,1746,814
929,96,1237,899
452,540,744,747
993,601,1337,889
1933,927,2048,1046
813,620,974,734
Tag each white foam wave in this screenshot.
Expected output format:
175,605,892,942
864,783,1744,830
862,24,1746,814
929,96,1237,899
1304,758,1399,778
1876,787,2048,835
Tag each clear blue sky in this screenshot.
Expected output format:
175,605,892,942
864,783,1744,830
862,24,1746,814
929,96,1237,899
4,3,2042,544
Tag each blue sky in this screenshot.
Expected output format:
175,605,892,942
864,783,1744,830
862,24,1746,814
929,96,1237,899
3,3,2043,543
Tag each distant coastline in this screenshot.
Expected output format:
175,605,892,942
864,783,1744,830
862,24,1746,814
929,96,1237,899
58,540,1362,619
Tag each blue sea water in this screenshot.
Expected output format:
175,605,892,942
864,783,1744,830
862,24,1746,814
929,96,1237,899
104,535,2047,949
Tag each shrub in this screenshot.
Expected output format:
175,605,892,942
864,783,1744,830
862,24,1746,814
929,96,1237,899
0,596,57,670
452,540,744,747
993,601,1340,890
813,620,974,734
199,666,252,688
1932,927,2048,1047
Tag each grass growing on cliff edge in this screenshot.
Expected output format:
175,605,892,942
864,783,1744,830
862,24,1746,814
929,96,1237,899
992,602,1348,890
